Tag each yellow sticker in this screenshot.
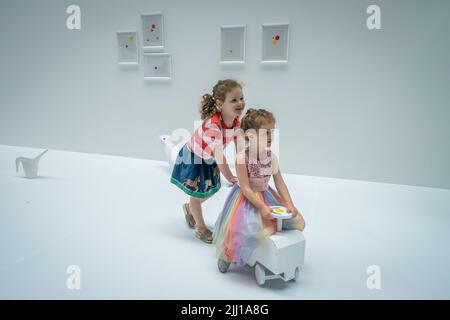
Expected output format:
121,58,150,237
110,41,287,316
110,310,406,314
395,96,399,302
128,36,134,41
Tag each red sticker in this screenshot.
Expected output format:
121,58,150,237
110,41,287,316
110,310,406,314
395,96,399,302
275,35,280,40
152,24,156,29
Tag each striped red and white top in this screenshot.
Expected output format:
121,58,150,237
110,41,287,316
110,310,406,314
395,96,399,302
187,112,241,160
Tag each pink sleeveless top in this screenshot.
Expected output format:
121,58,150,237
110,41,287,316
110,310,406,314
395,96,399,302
239,149,278,192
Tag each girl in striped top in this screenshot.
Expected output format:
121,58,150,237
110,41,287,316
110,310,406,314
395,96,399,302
171,79,245,244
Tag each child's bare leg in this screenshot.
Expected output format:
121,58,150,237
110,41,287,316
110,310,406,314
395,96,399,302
189,196,210,229
189,196,213,242
283,214,306,231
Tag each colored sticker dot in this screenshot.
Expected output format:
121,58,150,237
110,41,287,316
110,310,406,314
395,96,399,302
152,24,156,29
125,44,128,48
275,35,280,40
272,39,277,45
128,35,134,41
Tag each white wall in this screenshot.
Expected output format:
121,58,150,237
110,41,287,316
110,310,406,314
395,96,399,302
1,0,449,189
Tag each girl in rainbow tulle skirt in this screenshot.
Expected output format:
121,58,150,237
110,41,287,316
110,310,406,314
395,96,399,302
213,108,306,269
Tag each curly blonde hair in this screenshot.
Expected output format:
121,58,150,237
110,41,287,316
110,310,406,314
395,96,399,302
199,79,242,120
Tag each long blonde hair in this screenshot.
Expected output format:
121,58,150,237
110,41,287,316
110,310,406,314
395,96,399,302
199,79,242,120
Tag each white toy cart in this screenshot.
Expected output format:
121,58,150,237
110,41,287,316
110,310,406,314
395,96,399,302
218,206,306,286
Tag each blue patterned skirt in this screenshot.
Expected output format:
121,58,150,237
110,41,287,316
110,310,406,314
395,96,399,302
170,143,221,198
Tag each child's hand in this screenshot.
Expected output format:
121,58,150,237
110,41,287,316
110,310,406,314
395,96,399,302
227,176,238,184
287,204,306,230
286,204,300,218
259,205,273,220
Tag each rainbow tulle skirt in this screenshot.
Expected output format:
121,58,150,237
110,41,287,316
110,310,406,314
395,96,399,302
213,183,301,266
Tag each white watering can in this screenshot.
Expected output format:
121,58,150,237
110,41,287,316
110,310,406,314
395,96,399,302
160,135,180,169
16,149,48,178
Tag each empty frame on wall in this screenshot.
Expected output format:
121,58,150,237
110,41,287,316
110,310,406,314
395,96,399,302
143,53,172,80
117,31,139,65
220,25,246,64
261,23,289,63
141,13,164,51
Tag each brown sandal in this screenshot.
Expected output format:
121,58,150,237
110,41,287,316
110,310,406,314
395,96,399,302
182,203,196,228
195,228,213,244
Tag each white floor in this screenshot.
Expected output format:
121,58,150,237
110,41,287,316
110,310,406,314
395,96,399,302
1,144,449,299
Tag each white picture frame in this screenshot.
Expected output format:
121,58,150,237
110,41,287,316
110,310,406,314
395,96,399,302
220,25,246,64
261,23,290,64
141,12,164,52
116,31,139,65
143,53,172,80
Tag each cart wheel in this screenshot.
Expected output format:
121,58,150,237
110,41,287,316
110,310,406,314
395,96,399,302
293,267,300,281
255,263,266,286
218,259,231,273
